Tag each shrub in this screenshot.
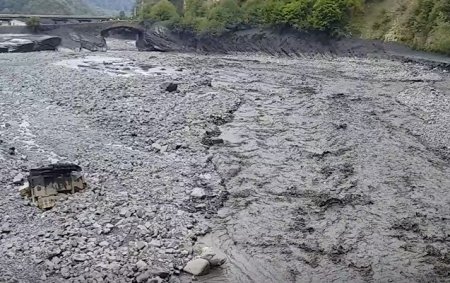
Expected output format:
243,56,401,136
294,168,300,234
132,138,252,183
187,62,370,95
26,16,40,32
241,0,266,24
310,0,344,32
139,0,365,35
427,21,450,55
119,10,126,20
207,0,243,29
142,0,179,22
260,0,287,25
183,0,244,34
281,0,314,28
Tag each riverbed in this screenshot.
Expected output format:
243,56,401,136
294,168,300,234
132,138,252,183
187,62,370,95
0,50,449,282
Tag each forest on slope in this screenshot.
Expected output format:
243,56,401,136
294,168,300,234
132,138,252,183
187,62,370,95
1,0,448,55
138,0,450,55
355,0,450,55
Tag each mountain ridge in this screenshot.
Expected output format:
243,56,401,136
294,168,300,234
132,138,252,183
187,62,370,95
0,0,135,15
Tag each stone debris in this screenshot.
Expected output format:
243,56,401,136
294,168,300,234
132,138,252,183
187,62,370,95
12,173,24,185
136,271,152,283
0,50,448,283
181,247,226,276
136,260,148,270
72,254,89,262
1,223,11,234
200,78,213,87
190,187,206,198
136,241,147,250
161,82,178,92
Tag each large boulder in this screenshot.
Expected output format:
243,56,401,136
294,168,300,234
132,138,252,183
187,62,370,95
183,258,210,276
36,36,63,51
69,32,106,52
0,34,61,53
200,247,227,267
7,38,35,52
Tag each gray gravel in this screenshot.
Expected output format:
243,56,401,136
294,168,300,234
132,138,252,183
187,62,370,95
0,50,449,283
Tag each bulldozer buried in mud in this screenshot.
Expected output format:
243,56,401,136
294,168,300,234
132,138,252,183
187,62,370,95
19,164,87,209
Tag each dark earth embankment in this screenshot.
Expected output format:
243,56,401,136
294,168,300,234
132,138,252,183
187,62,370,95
2,22,450,70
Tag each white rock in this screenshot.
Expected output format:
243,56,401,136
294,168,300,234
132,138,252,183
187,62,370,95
136,260,147,270
72,254,88,262
149,239,161,247
136,271,152,283
183,258,210,276
200,247,227,266
13,173,24,184
191,187,206,198
136,241,146,250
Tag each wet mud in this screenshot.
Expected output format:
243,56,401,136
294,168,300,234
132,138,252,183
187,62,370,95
198,56,450,282
0,50,449,282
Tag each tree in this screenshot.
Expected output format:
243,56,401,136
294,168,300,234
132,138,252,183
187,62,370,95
241,0,265,24
260,0,287,25
281,0,314,28
119,10,126,19
26,16,40,33
310,0,344,32
207,0,243,29
142,0,179,22
184,0,207,19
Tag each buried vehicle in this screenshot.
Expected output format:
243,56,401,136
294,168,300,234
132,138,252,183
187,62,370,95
21,164,87,209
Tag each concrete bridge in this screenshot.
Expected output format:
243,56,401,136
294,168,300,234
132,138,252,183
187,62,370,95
0,14,112,25
0,20,171,52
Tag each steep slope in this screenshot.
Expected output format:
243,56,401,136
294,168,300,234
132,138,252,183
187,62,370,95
353,0,450,54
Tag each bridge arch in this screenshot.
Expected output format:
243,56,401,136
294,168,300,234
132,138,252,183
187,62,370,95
100,25,145,38
100,23,146,50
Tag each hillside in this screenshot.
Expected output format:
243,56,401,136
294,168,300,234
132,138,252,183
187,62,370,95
0,0,94,15
0,0,135,15
137,0,450,55
353,0,450,55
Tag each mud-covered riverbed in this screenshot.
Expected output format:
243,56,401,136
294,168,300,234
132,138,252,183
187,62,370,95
0,50,449,283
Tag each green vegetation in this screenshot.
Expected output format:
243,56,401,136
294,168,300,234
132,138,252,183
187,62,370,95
135,0,450,54
119,10,127,19
1,0,448,55
26,16,40,32
138,0,364,34
141,0,180,22
355,0,450,55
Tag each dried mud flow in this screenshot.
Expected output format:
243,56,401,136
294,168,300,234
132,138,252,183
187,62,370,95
0,50,449,283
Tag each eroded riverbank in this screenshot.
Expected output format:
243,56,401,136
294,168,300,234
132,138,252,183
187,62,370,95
0,51,449,282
